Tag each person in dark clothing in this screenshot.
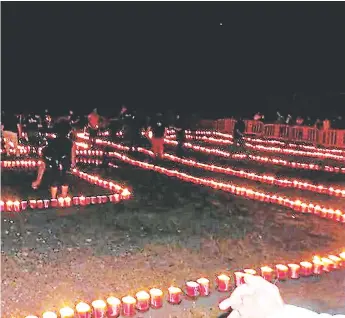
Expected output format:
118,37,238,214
150,113,166,158
32,119,76,199
174,114,187,157
41,109,52,133
233,117,246,148
1,111,20,156
26,113,42,147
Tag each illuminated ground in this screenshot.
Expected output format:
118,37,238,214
1,159,345,317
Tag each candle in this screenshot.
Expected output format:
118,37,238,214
92,300,107,318
288,264,300,279
167,286,182,304
234,272,245,286
91,196,97,204
64,197,72,207
42,312,57,318
300,262,313,276
0,201,4,212
85,197,91,205
13,201,20,212
260,266,273,281
44,200,50,208
25,316,38,318
328,255,342,269
37,200,44,209
217,274,231,292
135,291,150,312
149,288,163,309
29,200,37,209
79,196,86,206
276,264,288,280
321,258,334,272
59,307,75,318
76,302,91,318
106,297,121,318
73,197,80,205
196,278,210,296
243,269,257,276
58,197,65,207
51,199,58,208
339,252,345,268
185,281,200,298
312,258,323,275
6,200,14,212
21,200,28,210
121,296,136,316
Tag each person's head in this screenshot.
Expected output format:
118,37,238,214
44,109,49,114
69,110,74,116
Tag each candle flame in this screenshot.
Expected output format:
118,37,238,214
149,288,163,297
92,300,106,309
136,291,150,300
76,302,90,313
106,296,121,306
42,312,57,318
59,307,74,317
121,296,136,304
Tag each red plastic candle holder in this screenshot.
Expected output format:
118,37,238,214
59,307,75,318
149,288,163,309
135,291,150,312
217,274,231,292
167,286,182,305
75,302,91,318
288,264,300,279
300,262,313,276
276,264,289,280
234,272,245,286
121,296,136,316
196,278,210,296
185,281,200,298
92,300,107,318
106,297,121,318
260,266,274,281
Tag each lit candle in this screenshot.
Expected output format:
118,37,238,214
21,200,28,210
328,255,342,269
185,281,200,298
58,197,65,207
135,291,150,312
260,266,273,281
339,252,345,268
167,286,182,305
312,258,323,275
59,306,75,318
79,196,86,206
73,197,80,205
92,300,107,318
234,272,245,286
91,196,97,204
76,302,91,318
43,200,50,208
196,278,210,296
121,296,136,316
300,261,313,276
0,201,4,212
275,264,288,280
106,296,121,318
13,200,20,212
85,197,91,205
217,274,231,292
243,269,257,276
288,264,300,279
149,288,163,309
65,197,72,207
25,316,38,318
321,258,334,272
6,200,14,212
42,312,57,318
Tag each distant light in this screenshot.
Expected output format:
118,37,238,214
220,22,223,26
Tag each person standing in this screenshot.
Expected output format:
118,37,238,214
174,114,187,157
87,108,100,147
32,119,76,199
150,113,166,159
1,111,20,156
233,116,246,149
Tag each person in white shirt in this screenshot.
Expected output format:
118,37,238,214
219,274,345,318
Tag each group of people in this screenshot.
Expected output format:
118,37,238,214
1,106,188,198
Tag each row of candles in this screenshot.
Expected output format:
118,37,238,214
165,132,345,162
0,165,131,212
77,144,345,199
24,253,345,318
166,129,345,156
107,152,345,222
163,139,345,174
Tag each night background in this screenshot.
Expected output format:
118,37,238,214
2,2,345,119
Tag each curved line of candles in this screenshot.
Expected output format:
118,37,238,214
75,147,345,199
166,129,345,156
25,149,345,318
0,164,131,212
165,133,345,162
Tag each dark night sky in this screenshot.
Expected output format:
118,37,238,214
2,2,345,118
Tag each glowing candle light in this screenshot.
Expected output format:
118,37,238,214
300,261,313,276
0,201,4,212
149,288,163,309
59,306,75,318
328,255,342,269
21,200,28,210
121,296,136,316
5,200,14,212
91,196,97,204
79,196,86,206
196,278,210,296
51,199,58,208
42,312,57,318
234,272,245,286
73,197,80,205
135,291,150,312
260,266,273,281
37,200,44,209
92,300,107,318
339,252,345,267
321,258,334,272
217,274,231,292
167,286,182,304
288,264,300,279
76,302,91,318
185,281,200,298
13,200,20,212
65,197,72,207
58,197,65,208
106,296,121,318
25,316,38,318
243,269,257,276
312,257,324,275
276,264,288,280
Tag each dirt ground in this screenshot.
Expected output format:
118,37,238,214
1,160,345,317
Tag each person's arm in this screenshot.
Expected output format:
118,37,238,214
32,161,46,189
